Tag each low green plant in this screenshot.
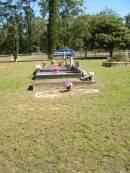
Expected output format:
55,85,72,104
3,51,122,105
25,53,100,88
108,52,129,62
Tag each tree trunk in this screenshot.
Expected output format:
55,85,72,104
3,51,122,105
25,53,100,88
110,49,113,58
9,22,19,62
28,29,32,53
85,48,88,58
13,30,19,62
25,7,33,53
66,22,69,47
48,0,57,56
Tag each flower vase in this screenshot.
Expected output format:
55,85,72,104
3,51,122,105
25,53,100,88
67,86,71,91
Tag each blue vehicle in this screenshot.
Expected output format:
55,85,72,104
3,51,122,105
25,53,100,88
53,48,75,57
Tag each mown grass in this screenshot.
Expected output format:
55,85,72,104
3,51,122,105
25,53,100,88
0,59,130,173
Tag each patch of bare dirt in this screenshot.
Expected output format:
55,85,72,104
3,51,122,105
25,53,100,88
34,89,100,99
0,65,6,69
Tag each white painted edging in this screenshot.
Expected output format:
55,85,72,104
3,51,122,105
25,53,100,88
34,89,100,99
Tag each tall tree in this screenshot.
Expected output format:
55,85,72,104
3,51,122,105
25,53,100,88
125,14,130,29
0,25,8,54
32,17,47,52
124,14,130,49
9,21,19,61
71,15,92,54
21,0,36,53
58,0,84,47
39,0,85,49
24,6,34,53
48,0,57,55
1,0,49,54
0,0,19,60
91,14,129,57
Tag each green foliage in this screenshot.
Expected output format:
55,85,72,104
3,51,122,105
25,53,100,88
90,14,129,57
0,2,130,55
39,0,85,19
109,52,129,62
32,17,47,52
58,0,85,48
0,0,36,54
39,0,49,18
9,22,19,61
71,15,92,52
0,0,20,56
13,30,19,62
24,7,34,53
40,0,85,49
99,7,119,17
125,13,130,29
0,26,8,54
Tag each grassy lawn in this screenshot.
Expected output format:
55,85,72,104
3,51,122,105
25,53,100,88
0,59,130,173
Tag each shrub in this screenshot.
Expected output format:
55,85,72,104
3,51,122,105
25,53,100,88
108,52,129,62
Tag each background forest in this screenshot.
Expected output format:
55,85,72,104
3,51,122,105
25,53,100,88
0,0,130,56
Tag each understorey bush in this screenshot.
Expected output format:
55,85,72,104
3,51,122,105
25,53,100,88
108,52,129,62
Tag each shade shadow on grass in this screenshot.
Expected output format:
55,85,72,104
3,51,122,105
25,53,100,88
59,90,70,93
27,85,33,91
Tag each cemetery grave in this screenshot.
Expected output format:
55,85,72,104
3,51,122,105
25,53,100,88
33,56,96,92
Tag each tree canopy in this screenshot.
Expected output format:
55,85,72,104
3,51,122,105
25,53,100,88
0,1,130,59
90,14,129,57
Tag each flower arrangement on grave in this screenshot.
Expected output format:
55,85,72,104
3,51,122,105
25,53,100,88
64,82,73,91
52,65,62,72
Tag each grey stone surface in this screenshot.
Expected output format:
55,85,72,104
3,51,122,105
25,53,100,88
33,78,96,91
35,71,81,79
103,61,130,67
